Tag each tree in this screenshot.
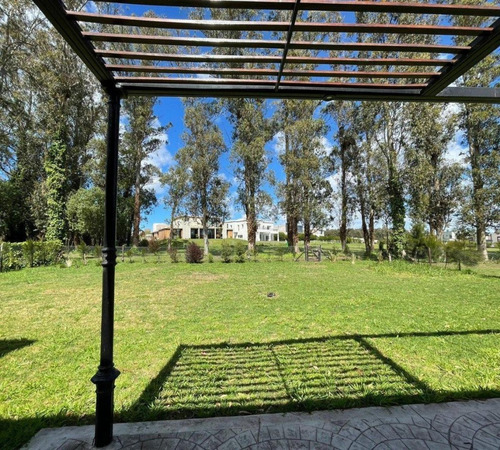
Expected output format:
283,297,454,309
161,165,189,250
177,99,229,255
228,99,274,253
67,187,105,245
44,141,67,241
444,1,500,260
405,103,462,239
122,96,167,246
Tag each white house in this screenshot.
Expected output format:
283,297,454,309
277,224,325,237
486,230,500,246
223,218,279,242
442,230,457,242
152,217,222,240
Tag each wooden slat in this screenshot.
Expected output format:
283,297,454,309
90,0,500,17
107,64,438,78
70,12,490,36
114,76,427,89
96,50,455,66
84,32,471,53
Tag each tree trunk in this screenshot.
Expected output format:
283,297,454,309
368,208,375,253
304,219,311,250
470,141,489,261
132,169,141,246
339,131,349,252
168,203,176,251
246,199,257,253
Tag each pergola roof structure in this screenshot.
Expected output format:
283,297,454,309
34,0,500,102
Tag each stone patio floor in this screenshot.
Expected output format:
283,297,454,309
24,398,500,450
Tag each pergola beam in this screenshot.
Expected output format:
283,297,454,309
32,0,113,86
91,0,500,17
423,18,500,96
70,12,490,36
84,32,471,54
96,50,455,66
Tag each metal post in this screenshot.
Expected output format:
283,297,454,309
91,89,121,448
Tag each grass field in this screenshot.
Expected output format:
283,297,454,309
1,257,500,449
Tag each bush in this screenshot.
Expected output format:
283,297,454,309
0,240,63,272
168,248,179,263
278,232,287,241
221,241,233,263
148,238,161,255
235,242,247,263
445,240,482,270
208,253,214,263
185,242,203,263
138,238,149,247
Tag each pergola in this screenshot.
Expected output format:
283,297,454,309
32,0,500,447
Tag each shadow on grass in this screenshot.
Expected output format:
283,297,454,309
123,329,500,422
4,330,500,449
0,338,35,359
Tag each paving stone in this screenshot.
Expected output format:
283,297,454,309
338,426,361,441
424,442,452,450
201,436,222,450
408,427,431,441
57,440,86,450
283,426,300,440
158,438,180,450
141,439,164,450
315,429,332,445
361,427,387,444
376,425,403,441
309,442,332,450
287,440,308,450
267,440,289,450
174,439,196,450
330,435,353,450
267,427,285,440
214,429,237,443
218,437,242,450
401,439,428,450
119,436,142,447
190,431,211,444
299,426,317,441
353,434,375,448
235,430,257,447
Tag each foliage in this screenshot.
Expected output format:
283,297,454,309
148,238,161,255
234,241,247,263
445,241,483,271
168,248,179,264
177,99,229,256
0,240,62,272
185,242,204,264
220,241,233,263
66,187,105,245
44,140,67,241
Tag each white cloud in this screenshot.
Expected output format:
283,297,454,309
144,175,167,197
445,130,467,164
272,131,285,156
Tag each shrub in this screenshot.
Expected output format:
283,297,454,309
185,242,203,263
168,248,179,263
77,242,87,265
0,240,63,272
235,242,247,263
278,232,287,242
221,241,233,263
138,238,149,247
148,238,161,255
208,253,214,263
445,240,482,271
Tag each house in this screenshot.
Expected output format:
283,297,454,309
223,218,279,242
486,230,500,246
151,217,222,240
442,231,457,242
277,224,325,238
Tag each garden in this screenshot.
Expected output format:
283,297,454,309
1,252,499,449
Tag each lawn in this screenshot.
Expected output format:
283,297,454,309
1,258,499,449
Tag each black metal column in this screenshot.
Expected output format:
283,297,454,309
91,89,121,448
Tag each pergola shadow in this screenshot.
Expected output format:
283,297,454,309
0,339,35,359
124,329,500,422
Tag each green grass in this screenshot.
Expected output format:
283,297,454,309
1,259,499,449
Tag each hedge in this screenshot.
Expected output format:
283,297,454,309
0,240,63,272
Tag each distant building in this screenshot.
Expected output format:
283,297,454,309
486,230,500,245
223,218,279,242
277,224,325,237
443,231,457,242
151,217,222,240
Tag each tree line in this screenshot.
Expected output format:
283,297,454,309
1,0,499,260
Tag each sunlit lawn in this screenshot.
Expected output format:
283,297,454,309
1,257,499,449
